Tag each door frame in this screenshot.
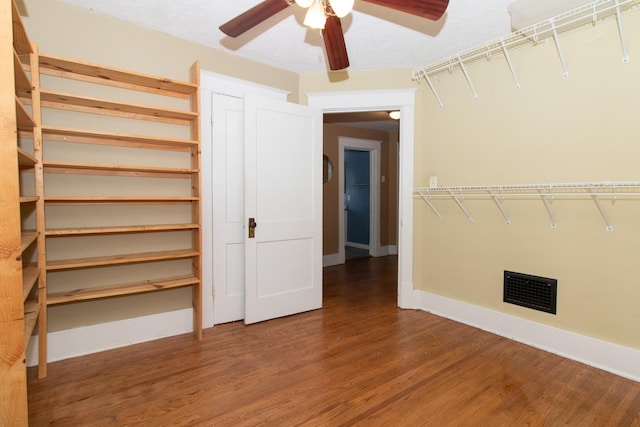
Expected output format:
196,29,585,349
307,89,419,309
339,137,382,263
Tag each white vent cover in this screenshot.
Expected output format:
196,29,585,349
508,0,594,30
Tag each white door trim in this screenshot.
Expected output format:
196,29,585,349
339,137,382,263
306,89,419,309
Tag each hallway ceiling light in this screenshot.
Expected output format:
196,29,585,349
389,111,401,120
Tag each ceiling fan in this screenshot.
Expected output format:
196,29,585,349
219,0,449,71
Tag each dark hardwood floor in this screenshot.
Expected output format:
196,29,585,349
28,256,640,426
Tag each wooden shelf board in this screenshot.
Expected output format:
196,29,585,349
19,196,39,203
42,126,197,150
47,274,200,305
38,54,197,98
42,160,198,176
22,266,41,301
12,1,32,55
39,90,198,125
45,223,199,237
14,50,31,96
24,301,41,344
21,231,38,252
17,147,36,167
44,196,198,204
47,249,199,271
15,96,35,129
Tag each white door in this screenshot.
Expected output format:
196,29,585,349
243,96,323,324
212,94,245,323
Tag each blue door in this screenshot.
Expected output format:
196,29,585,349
344,149,370,247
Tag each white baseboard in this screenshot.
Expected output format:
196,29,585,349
378,245,398,256
419,290,640,382
26,308,194,366
346,241,369,250
323,253,341,267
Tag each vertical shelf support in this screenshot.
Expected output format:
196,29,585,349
539,190,558,228
457,55,478,100
448,190,474,223
550,18,570,78
489,190,511,224
614,0,630,63
589,187,614,231
417,190,442,221
500,39,521,89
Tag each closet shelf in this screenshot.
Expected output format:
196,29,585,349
13,51,31,95
17,147,36,167
43,161,197,178
44,196,198,204
45,223,199,237
47,274,201,305
11,1,31,55
15,97,34,129
415,181,640,231
415,181,640,198
19,196,39,203
23,301,40,344
21,231,38,252
41,126,198,150
38,53,198,98
47,249,200,271
38,90,198,125
22,265,41,301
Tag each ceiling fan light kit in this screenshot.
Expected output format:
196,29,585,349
303,1,328,29
220,0,449,71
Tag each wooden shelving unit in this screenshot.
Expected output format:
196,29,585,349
1,0,44,424
37,52,203,375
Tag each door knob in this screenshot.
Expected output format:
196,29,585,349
248,217,257,238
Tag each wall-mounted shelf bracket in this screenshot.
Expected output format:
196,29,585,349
539,190,558,228
424,74,444,108
550,18,570,77
417,190,442,221
489,190,511,224
457,55,478,100
449,190,474,223
615,0,630,62
589,186,614,231
500,39,521,89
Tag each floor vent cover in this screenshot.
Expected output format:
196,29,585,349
504,271,557,314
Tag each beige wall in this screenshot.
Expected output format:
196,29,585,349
20,0,301,331
322,124,398,255
413,15,640,349
22,0,299,98
21,0,640,352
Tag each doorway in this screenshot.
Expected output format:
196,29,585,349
308,89,418,309
338,137,383,262
344,149,371,259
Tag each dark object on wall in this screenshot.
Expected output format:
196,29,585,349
504,271,557,314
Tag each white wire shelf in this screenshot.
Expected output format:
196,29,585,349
414,181,640,231
412,0,640,106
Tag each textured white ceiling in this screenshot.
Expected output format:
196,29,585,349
58,0,517,73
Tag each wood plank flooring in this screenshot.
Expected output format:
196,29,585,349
28,256,640,426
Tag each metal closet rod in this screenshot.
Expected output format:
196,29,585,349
414,181,640,231
412,0,639,105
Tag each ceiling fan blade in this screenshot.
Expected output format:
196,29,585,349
361,0,449,21
323,16,350,71
220,0,291,38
